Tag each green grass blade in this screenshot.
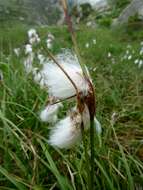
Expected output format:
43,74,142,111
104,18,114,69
94,158,115,190
0,166,27,190
38,139,73,190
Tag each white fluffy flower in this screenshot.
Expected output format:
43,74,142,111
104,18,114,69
25,44,32,54
14,48,20,56
29,36,40,44
41,50,89,99
49,112,82,148
47,41,52,49
85,43,89,48
37,54,46,65
32,68,51,89
126,50,129,55
48,33,55,40
107,52,111,58
93,39,96,45
139,47,143,55
46,33,55,49
94,117,102,134
23,53,34,73
48,104,102,148
128,55,132,60
32,68,44,87
0,70,3,81
138,60,143,68
28,29,40,44
41,103,100,149
40,103,62,123
140,41,143,46
134,59,139,64
28,29,37,39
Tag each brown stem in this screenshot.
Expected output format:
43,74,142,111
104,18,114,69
60,0,88,76
49,94,77,106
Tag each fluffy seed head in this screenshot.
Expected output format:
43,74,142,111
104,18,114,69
23,53,34,74
41,50,89,99
49,111,82,148
94,117,102,134
40,102,62,123
28,29,37,39
25,44,32,54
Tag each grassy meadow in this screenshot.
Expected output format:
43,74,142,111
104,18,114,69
0,24,143,189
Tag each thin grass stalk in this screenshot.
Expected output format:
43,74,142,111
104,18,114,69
60,0,88,76
111,124,134,190
81,122,90,189
60,1,95,189
90,118,95,189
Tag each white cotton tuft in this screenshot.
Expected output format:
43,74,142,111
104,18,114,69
0,70,3,81
128,55,132,60
23,53,34,74
108,52,111,58
32,68,47,89
140,47,143,55
134,59,139,64
28,29,37,38
46,33,54,49
37,54,46,65
93,39,96,45
138,60,143,68
25,44,32,54
49,113,82,148
94,117,102,135
14,48,20,56
29,36,40,44
32,68,44,87
41,50,89,99
47,42,52,49
28,29,40,44
32,68,49,89
85,43,89,48
47,33,55,40
40,103,62,123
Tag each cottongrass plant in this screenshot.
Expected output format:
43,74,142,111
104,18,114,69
60,0,99,188
40,49,97,147
121,42,143,68
42,49,98,189
22,30,102,148
33,49,101,149
1,20,143,189
46,33,55,49
19,1,101,188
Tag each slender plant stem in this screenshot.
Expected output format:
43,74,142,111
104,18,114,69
61,1,96,189
60,0,88,76
90,118,95,189
81,122,90,189
50,94,76,105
